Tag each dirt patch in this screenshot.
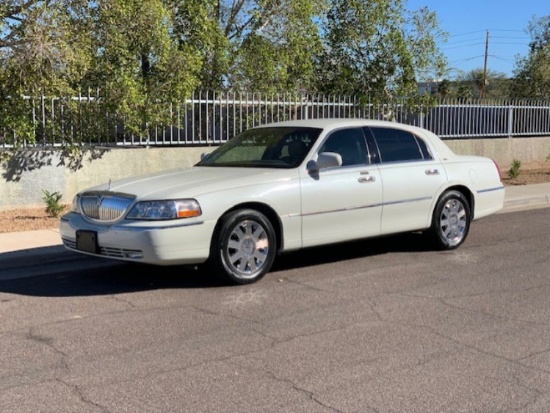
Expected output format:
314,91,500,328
0,207,66,233
501,168,550,186
1,166,549,233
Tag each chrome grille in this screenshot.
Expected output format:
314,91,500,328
79,191,135,222
62,237,143,259
100,246,143,258
62,238,77,249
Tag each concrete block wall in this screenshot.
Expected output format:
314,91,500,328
1,137,549,211
0,146,214,211
446,136,550,169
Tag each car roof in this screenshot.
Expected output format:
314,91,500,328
259,118,422,133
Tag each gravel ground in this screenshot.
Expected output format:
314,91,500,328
0,206,66,233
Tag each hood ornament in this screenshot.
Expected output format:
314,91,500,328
108,179,112,191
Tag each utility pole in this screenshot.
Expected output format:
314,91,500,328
481,30,489,99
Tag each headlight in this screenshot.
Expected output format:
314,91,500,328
72,195,82,214
126,199,202,220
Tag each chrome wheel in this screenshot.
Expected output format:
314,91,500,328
439,198,467,247
431,190,471,250
213,209,276,284
225,219,270,279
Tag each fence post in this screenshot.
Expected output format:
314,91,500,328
508,104,514,138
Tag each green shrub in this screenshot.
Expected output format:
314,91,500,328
42,190,65,218
508,159,522,179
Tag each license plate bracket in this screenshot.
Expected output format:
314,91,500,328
76,230,99,254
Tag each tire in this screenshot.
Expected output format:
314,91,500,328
430,190,471,250
210,209,276,284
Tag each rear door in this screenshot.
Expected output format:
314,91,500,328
366,126,448,234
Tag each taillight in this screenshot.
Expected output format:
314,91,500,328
492,160,503,182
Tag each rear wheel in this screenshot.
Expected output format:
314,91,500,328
430,190,471,250
211,209,276,284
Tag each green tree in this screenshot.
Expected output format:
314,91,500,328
1,0,208,153
1,0,451,158
437,79,452,98
1,0,93,96
169,0,229,91
454,69,510,99
237,3,323,92
0,0,91,150
511,15,550,98
82,0,204,135
199,0,325,92
456,83,473,100
314,1,447,99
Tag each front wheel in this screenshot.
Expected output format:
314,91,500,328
430,190,471,250
210,209,276,285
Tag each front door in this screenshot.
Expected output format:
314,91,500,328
299,127,384,247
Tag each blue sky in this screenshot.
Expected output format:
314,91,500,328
407,0,548,79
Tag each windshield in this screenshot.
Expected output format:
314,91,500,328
197,126,322,168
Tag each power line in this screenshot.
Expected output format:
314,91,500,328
443,29,531,77
448,30,487,38
486,29,525,33
441,35,530,49
492,42,530,46
442,42,486,50
450,56,486,64
448,30,528,77
448,29,524,38
444,38,489,46
492,36,530,40
491,55,517,64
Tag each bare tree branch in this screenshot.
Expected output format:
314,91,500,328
224,0,246,37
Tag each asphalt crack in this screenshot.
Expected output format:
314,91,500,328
28,328,112,412
57,378,112,413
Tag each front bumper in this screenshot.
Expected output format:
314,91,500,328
59,212,213,265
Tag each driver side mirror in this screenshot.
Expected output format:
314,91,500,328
306,152,343,172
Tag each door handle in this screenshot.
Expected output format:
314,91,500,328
359,170,376,183
425,169,440,175
358,176,376,183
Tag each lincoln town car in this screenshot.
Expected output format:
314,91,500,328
60,119,505,284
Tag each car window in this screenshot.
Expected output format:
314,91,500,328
369,127,431,163
416,136,433,160
318,128,369,166
197,127,321,168
276,134,310,167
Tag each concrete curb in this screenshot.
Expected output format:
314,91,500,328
503,194,550,209
0,228,62,254
501,183,550,213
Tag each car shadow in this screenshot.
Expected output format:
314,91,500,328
0,232,433,298
271,231,432,272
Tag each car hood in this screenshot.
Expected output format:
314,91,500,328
84,166,294,200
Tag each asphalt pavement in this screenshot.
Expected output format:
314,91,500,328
1,182,549,257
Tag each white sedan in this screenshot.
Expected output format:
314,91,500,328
60,119,505,284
